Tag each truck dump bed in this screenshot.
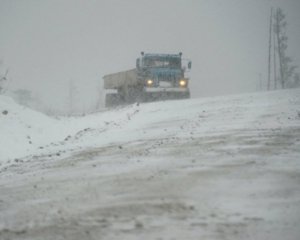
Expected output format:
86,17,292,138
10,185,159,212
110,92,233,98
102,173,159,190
103,69,138,89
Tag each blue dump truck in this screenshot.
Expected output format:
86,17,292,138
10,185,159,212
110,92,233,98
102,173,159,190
103,52,192,107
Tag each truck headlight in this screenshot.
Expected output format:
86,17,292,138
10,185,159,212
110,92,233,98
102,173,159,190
147,79,153,86
179,79,187,87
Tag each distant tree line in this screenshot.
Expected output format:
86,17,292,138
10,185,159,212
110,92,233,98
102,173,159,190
0,61,103,116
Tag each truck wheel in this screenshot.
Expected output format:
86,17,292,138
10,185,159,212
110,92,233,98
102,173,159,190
105,93,121,108
184,91,191,99
177,91,190,99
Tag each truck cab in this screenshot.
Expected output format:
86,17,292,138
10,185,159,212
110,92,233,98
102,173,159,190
136,52,191,92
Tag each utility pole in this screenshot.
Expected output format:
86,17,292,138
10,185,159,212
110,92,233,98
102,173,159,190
259,73,262,91
257,73,262,91
267,7,273,90
273,18,277,90
274,8,285,89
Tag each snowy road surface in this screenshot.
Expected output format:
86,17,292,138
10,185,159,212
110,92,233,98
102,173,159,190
1,89,300,240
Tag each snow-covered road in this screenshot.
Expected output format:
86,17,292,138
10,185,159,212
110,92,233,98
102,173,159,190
1,89,300,240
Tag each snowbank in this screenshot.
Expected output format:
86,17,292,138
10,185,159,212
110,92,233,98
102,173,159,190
1,88,300,163
0,95,59,160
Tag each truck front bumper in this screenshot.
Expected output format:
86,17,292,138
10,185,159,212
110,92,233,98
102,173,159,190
143,87,190,101
144,87,189,93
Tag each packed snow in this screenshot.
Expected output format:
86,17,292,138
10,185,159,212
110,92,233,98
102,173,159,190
0,89,300,240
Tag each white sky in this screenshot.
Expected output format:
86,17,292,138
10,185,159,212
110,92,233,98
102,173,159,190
0,0,299,111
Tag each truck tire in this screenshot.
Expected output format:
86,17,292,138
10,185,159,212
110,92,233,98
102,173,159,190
183,90,191,99
175,91,190,99
105,93,122,108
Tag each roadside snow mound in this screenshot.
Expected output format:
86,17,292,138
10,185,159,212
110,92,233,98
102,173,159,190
0,95,60,160
0,94,141,163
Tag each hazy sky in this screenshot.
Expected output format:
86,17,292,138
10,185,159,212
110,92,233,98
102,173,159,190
0,0,299,111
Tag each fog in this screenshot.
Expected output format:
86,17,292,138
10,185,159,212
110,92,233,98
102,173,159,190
0,0,299,113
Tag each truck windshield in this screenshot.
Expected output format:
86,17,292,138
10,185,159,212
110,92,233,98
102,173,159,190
144,57,181,68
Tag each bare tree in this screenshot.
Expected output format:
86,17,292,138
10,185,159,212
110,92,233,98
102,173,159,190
0,67,9,94
273,8,297,88
13,89,33,106
292,73,300,88
68,80,78,116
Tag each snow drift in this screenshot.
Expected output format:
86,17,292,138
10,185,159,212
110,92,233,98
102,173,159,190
0,89,300,240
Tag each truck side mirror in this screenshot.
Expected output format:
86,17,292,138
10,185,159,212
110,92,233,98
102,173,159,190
136,59,140,69
188,61,192,69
